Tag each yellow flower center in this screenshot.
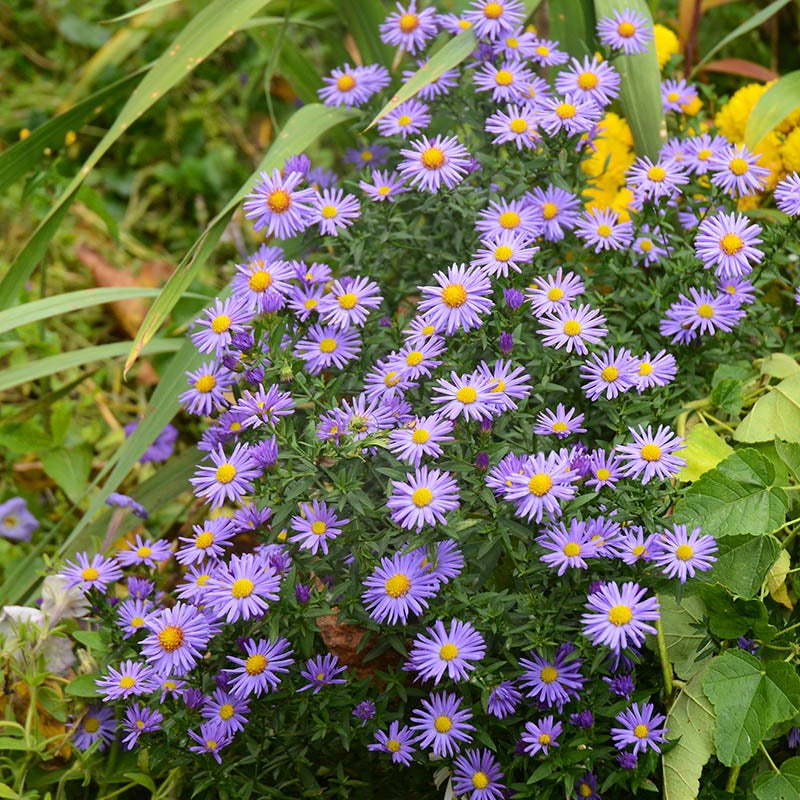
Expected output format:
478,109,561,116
483,2,503,19
248,271,272,292
495,244,514,261
304,298,318,310
195,374,216,393
540,666,559,683
697,303,714,318
246,654,267,675
597,224,613,237
195,531,214,549
81,567,100,581
421,147,445,169
536,45,550,57
639,361,653,376
307,521,326,536
158,625,184,652
412,428,430,444
338,292,358,309
412,487,433,507
579,783,593,798
473,771,490,789
608,604,633,626
458,19,472,29
397,114,412,127
720,233,743,255
422,324,435,335
336,75,356,92
211,314,231,334
639,239,653,252
385,573,411,597
545,287,564,303
697,148,712,161
499,211,521,228
212,704,233,722
640,443,662,461
596,467,611,481
729,157,749,175
563,320,581,336
196,574,210,586
667,91,679,103
131,616,145,628
267,189,291,213
399,13,419,32
360,150,373,162
577,71,599,90
439,643,459,661
552,421,568,433
490,378,505,393
136,545,152,558
601,366,619,382
618,21,636,37
321,204,338,219
632,544,646,557
215,464,237,484
528,472,553,496
434,715,452,733
231,578,254,598
676,544,695,561
406,351,424,367
647,166,666,182
542,202,559,221
319,337,337,353
119,676,136,689
378,185,391,195
456,386,478,404
556,103,576,120
634,723,649,739
442,283,468,308
539,733,551,745
495,69,513,86
84,717,100,733
506,36,519,48
563,542,581,557
387,738,401,752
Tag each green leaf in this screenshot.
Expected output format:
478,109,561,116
0,339,181,393
663,661,716,800
551,0,594,61
656,594,709,681
126,103,356,370
124,773,157,794
706,534,782,599
775,439,800,484
703,650,800,766
676,425,734,483
41,446,93,505
735,374,800,443
699,585,775,640
0,783,22,799
754,756,800,799
106,0,184,22
0,288,162,336
760,353,800,380
0,422,52,454
672,449,789,539
72,630,108,654
64,674,102,698
745,71,800,150
711,378,744,417
0,0,275,311
335,0,393,67
594,0,664,157
691,0,794,77
366,30,477,130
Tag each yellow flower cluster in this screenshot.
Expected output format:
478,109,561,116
653,24,679,70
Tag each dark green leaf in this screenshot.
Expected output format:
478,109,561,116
656,594,708,681
65,674,102,698
699,585,775,640
40,446,93,505
711,378,744,417
705,534,782,599
775,439,800,484
754,757,800,800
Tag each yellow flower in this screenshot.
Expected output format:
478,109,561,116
680,95,703,116
597,112,634,149
780,127,800,173
754,131,784,190
714,83,769,143
653,24,679,70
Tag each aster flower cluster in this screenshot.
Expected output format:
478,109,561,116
49,2,800,797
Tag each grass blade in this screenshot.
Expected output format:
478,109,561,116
745,70,800,150
335,0,393,67
106,0,184,23
550,0,595,61
125,103,356,373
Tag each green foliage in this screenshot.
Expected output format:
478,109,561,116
754,757,800,800
676,425,733,483
735,374,800,443
657,594,709,681
706,533,781,598
745,69,800,149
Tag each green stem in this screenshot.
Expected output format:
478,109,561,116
725,764,741,793
655,613,674,702
760,741,780,773
698,410,735,433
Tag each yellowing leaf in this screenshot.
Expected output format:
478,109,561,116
767,549,793,610
677,424,734,483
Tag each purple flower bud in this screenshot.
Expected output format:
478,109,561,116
737,636,758,655
569,709,594,729
352,700,376,726
789,726,800,748
213,672,230,691
262,293,285,313
244,365,265,384
221,354,240,371
588,580,606,595
604,673,635,699
617,752,638,770
503,288,525,309
479,416,492,433
182,688,204,709
475,451,490,471
499,331,514,354
466,158,481,175
295,584,311,604
379,316,393,328
284,154,311,177
230,330,254,352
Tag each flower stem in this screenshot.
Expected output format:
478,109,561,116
655,613,674,703
725,765,741,793
760,741,780,773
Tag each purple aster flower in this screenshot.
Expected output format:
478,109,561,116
695,211,763,278
683,133,728,175
789,727,800,748
121,702,162,750
431,370,502,421
226,637,294,698
202,688,250,735
359,169,408,202
124,421,177,464
775,172,800,215
476,197,539,239
231,502,273,533
116,598,154,638
105,492,148,520
464,0,525,40
379,1,439,53
377,99,431,139
575,208,633,252
387,414,454,466
410,691,474,757
73,704,115,751
290,499,349,555
617,424,686,484
116,534,171,569
504,451,578,523
476,358,532,411
352,699,376,726
206,553,281,623
555,55,620,107
661,78,697,113
417,263,493,335
526,186,582,242
716,276,756,306
344,142,392,169
406,619,486,684
368,721,417,765
311,188,361,236
96,659,157,701
61,552,123,594
485,103,540,150
537,303,608,355
540,94,602,137
471,230,538,277
652,524,718,582
453,749,506,800
187,719,233,764
570,709,594,729
526,268,585,317
473,60,534,102
597,8,653,54
298,653,348,693
191,296,252,358
318,63,390,107
574,773,601,800
632,224,670,266
627,156,689,202
295,324,361,374
487,681,522,718
534,404,586,439
634,350,676,392
230,245,293,310
420,538,464,586
362,550,440,625
581,581,660,653
363,357,416,400
190,444,261,509
493,27,538,58
611,702,668,754
140,602,212,674
586,449,623,491
387,466,460,532
127,577,154,599
710,143,770,198
529,37,569,66
390,335,446,380
0,497,38,542
398,134,472,193
243,168,316,239
605,672,636,700
537,519,599,576
519,647,585,710
521,715,562,756
581,347,639,401
180,361,235,416
684,287,746,336
318,275,382,329
235,384,295,430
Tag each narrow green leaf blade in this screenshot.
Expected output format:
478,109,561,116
335,0,393,67
550,0,594,61
106,0,184,23
745,70,800,149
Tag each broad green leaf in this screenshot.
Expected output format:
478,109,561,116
594,0,664,157
124,773,157,794
126,103,356,370
551,0,594,60
676,425,733,483
754,756,800,799
335,0,393,67
366,30,477,129
735,374,800,443
745,71,800,150
663,662,716,800
691,0,794,77
40,446,93,505
0,422,52,454
0,288,161,336
760,353,800,380
0,0,274,311
699,585,775,640
711,378,743,417
656,594,709,681
706,534,781,599
64,674,102,698
0,339,181,393
775,439,800,484
766,549,793,610
703,650,800,766
672,449,789,539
